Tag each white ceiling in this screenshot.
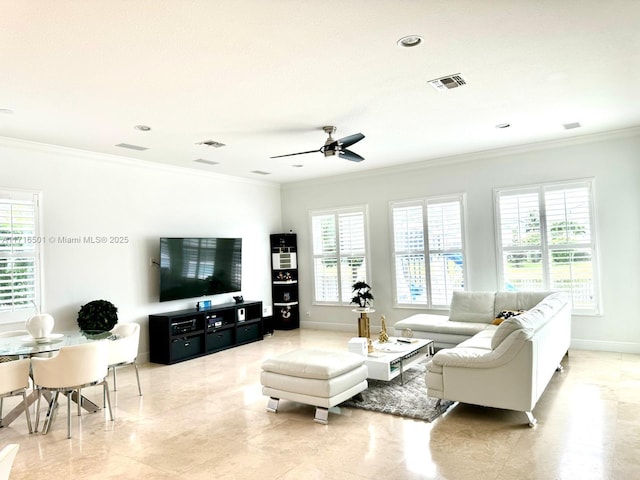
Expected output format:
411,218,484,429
1,1,639,184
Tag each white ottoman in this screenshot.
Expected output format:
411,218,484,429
261,349,368,424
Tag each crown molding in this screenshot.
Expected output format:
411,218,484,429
0,136,280,189
283,126,640,190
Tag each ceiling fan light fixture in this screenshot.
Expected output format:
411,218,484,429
397,35,423,48
134,125,151,131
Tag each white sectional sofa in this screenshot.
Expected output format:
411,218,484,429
422,291,571,426
393,290,557,349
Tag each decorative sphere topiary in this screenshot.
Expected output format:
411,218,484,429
77,299,118,332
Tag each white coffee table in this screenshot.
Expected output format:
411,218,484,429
364,337,434,384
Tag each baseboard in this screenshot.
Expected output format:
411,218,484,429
570,339,640,354
299,323,640,354
300,321,356,332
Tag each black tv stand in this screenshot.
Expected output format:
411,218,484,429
148,300,263,365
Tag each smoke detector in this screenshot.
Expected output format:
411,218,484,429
428,74,467,91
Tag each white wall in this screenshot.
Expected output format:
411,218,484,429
281,129,640,353
0,138,282,359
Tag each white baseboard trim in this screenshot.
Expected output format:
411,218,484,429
570,339,640,354
300,321,356,332
300,323,640,354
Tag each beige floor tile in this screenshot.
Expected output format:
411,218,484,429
2,329,638,480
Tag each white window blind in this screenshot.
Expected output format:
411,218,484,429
391,195,466,308
311,207,368,304
495,180,600,314
0,191,41,318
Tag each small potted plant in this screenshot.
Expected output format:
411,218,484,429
77,299,118,336
350,281,374,310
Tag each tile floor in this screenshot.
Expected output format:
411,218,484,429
1,329,639,479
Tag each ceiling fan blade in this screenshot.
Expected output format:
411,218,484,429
270,148,321,159
337,133,365,149
340,149,365,162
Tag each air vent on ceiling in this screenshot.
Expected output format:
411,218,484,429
197,140,226,148
428,74,467,91
563,122,582,130
115,143,148,151
251,170,272,176
194,158,220,166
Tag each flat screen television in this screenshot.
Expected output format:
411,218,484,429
159,237,242,302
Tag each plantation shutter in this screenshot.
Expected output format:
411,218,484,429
0,191,40,315
544,183,597,311
391,195,466,308
495,180,599,314
392,203,426,304
427,199,465,306
311,207,368,304
496,189,544,291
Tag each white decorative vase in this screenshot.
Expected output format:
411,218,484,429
26,313,55,339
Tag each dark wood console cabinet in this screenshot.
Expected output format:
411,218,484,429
149,300,263,365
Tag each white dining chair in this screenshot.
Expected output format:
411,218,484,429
0,444,19,480
31,341,114,439
0,359,33,433
108,323,142,396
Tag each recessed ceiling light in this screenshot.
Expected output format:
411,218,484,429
251,170,271,175
134,125,151,131
292,164,304,168
397,35,423,48
495,123,511,129
563,122,581,130
0,108,14,114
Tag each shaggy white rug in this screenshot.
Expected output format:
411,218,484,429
340,360,454,422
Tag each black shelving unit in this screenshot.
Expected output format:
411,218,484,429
270,233,299,330
148,300,263,364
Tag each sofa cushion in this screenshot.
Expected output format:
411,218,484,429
455,328,495,350
394,314,493,336
493,291,554,317
449,291,496,323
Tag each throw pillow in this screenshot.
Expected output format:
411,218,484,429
492,309,526,325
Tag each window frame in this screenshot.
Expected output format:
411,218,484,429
309,205,370,306
493,178,601,315
389,193,468,309
0,189,43,324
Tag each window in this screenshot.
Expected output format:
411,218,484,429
0,190,42,322
390,195,466,308
494,179,600,314
311,206,369,304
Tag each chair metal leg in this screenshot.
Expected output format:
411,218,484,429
103,381,114,421
43,391,60,435
77,388,82,416
111,366,117,392
66,391,72,439
20,391,33,434
134,362,142,396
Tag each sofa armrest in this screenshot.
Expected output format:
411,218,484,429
431,329,529,369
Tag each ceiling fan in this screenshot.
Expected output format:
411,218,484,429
270,126,365,162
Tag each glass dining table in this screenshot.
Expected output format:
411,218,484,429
0,330,113,429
